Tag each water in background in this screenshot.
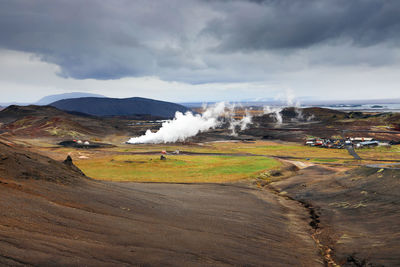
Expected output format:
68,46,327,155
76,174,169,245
183,101,400,113
315,103,400,113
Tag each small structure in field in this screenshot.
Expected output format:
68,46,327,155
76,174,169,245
356,141,379,148
59,140,113,149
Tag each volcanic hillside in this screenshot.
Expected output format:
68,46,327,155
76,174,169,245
51,97,191,118
0,105,134,139
0,142,86,183
246,107,400,142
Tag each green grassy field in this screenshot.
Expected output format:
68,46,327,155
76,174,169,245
75,154,281,183
137,141,399,162
29,139,400,182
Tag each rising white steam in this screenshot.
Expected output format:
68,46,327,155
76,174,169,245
283,89,301,108
275,89,301,108
240,112,252,130
263,106,283,124
229,107,253,136
127,102,252,144
263,89,302,124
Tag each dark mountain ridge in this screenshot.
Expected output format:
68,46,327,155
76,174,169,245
50,97,190,118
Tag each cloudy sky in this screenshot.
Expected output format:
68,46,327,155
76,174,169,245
0,0,399,103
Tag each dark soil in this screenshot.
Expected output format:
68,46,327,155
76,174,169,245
272,166,400,266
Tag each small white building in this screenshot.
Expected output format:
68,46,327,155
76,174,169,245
350,137,374,142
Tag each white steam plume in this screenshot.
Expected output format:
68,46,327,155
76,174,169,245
240,111,253,130
263,106,283,124
127,102,252,144
263,89,304,124
229,107,253,136
275,89,301,107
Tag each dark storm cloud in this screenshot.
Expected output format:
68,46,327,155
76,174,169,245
0,0,399,82
204,0,400,51
0,0,200,79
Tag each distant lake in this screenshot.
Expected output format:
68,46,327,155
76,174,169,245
316,103,400,112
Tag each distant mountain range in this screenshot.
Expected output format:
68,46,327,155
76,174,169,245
35,92,105,105
50,97,191,118
0,92,105,106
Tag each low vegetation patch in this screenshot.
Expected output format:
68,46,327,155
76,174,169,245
75,155,281,183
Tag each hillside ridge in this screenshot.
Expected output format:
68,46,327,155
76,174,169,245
50,96,190,118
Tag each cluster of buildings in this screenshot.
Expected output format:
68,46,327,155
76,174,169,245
305,137,392,149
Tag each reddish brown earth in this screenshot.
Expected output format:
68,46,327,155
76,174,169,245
0,142,322,266
0,105,144,140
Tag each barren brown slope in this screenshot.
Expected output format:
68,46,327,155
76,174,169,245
0,105,135,139
272,166,400,266
0,142,322,266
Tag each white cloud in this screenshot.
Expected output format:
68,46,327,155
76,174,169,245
0,48,399,103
